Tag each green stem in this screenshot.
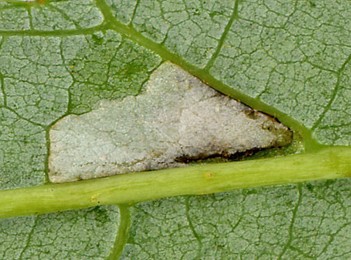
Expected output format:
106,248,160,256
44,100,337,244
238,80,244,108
1,147,350,219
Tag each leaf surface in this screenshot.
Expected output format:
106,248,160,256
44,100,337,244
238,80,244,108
1,0,351,259
0,205,120,259
123,180,351,259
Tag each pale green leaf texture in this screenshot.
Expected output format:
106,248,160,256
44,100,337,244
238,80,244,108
1,0,351,259
0,205,120,259
123,180,351,259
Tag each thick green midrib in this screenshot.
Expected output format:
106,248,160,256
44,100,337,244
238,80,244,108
95,0,321,151
0,147,350,219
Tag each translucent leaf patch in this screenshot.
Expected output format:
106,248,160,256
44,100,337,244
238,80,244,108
48,62,292,183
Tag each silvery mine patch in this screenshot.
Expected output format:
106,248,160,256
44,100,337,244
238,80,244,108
49,62,292,183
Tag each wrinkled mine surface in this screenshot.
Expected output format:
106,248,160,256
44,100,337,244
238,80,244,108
49,62,292,183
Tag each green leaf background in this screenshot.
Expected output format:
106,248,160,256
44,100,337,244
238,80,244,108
1,0,351,258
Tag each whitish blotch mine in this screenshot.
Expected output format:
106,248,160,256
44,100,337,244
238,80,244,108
49,62,292,183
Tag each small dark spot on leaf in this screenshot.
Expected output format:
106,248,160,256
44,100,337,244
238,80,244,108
192,8,200,16
306,183,314,192
243,189,257,195
92,34,104,45
245,110,259,120
209,11,223,18
308,0,316,7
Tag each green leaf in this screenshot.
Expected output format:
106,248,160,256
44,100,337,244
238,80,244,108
0,205,120,259
1,0,351,259
123,180,351,259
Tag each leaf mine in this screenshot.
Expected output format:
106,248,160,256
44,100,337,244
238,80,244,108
48,62,292,183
